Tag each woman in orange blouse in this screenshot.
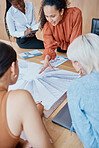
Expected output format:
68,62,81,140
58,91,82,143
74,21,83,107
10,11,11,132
39,0,82,73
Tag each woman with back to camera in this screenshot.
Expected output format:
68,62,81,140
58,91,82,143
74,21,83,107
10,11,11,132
39,0,82,73
67,33,99,148
0,41,53,148
5,0,44,49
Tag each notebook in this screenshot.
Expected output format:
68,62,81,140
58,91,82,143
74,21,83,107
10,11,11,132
19,50,42,59
52,103,75,132
22,29,38,38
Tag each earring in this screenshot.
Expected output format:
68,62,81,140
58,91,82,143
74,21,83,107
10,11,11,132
14,74,17,78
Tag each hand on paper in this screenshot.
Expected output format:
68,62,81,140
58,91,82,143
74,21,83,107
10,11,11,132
24,28,35,37
36,101,44,117
39,55,54,74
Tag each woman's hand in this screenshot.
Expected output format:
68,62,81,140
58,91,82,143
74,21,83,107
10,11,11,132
27,33,35,37
16,140,32,148
39,55,54,74
36,101,44,117
22,141,32,148
24,28,35,37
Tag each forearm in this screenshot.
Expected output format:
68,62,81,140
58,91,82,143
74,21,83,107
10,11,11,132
45,55,51,61
43,24,57,60
68,100,97,148
10,31,25,38
42,119,53,147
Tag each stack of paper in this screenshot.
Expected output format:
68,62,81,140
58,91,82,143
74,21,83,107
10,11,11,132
9,59,79,110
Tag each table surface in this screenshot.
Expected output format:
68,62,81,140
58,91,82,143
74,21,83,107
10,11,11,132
0,39,84,148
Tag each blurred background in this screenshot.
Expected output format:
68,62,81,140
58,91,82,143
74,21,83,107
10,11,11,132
0,0,99,41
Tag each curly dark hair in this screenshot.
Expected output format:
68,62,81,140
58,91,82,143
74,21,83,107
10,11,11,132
4,0,13,40
39,0,69,30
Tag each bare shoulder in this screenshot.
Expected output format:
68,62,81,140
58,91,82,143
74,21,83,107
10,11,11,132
7,89,36,124
7,89,35,108
9,89,33,99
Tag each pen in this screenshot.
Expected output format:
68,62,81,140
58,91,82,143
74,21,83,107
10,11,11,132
36,101,42,105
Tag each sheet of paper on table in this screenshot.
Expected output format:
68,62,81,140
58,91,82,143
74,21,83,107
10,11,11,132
9,59,79,110
40,55,68,67
11,59,79,140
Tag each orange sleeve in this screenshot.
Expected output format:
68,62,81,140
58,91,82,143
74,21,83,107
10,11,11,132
42,23,57,60
70,8,82,43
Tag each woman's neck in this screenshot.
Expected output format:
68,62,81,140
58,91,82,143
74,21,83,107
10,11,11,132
0,83,8,90
0,75,10,90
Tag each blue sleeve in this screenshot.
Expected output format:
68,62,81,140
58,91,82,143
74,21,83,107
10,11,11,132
67,83,98,148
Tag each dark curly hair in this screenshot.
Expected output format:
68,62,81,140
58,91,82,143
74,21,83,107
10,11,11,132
39,0,69,30
4,0,13,40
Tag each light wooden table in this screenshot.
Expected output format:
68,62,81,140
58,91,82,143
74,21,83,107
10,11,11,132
0,39,84,148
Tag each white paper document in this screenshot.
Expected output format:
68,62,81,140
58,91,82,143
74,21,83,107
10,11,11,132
9,59,79,110
40,55,68,67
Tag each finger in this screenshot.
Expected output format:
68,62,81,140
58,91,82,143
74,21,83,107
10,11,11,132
49,63,55,70
38,68,43,74
36,101,42,104
50,65,54,70
38,67,46,74
49,138,53,144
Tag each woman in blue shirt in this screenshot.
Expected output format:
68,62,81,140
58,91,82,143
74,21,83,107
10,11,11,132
5,0,44,49
67,33,99,148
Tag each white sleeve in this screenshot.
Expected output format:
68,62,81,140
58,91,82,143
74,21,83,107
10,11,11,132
30,2,37,30
6,12,24,38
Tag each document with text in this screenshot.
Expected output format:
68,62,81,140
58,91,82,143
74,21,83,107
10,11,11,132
9,59,79,110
